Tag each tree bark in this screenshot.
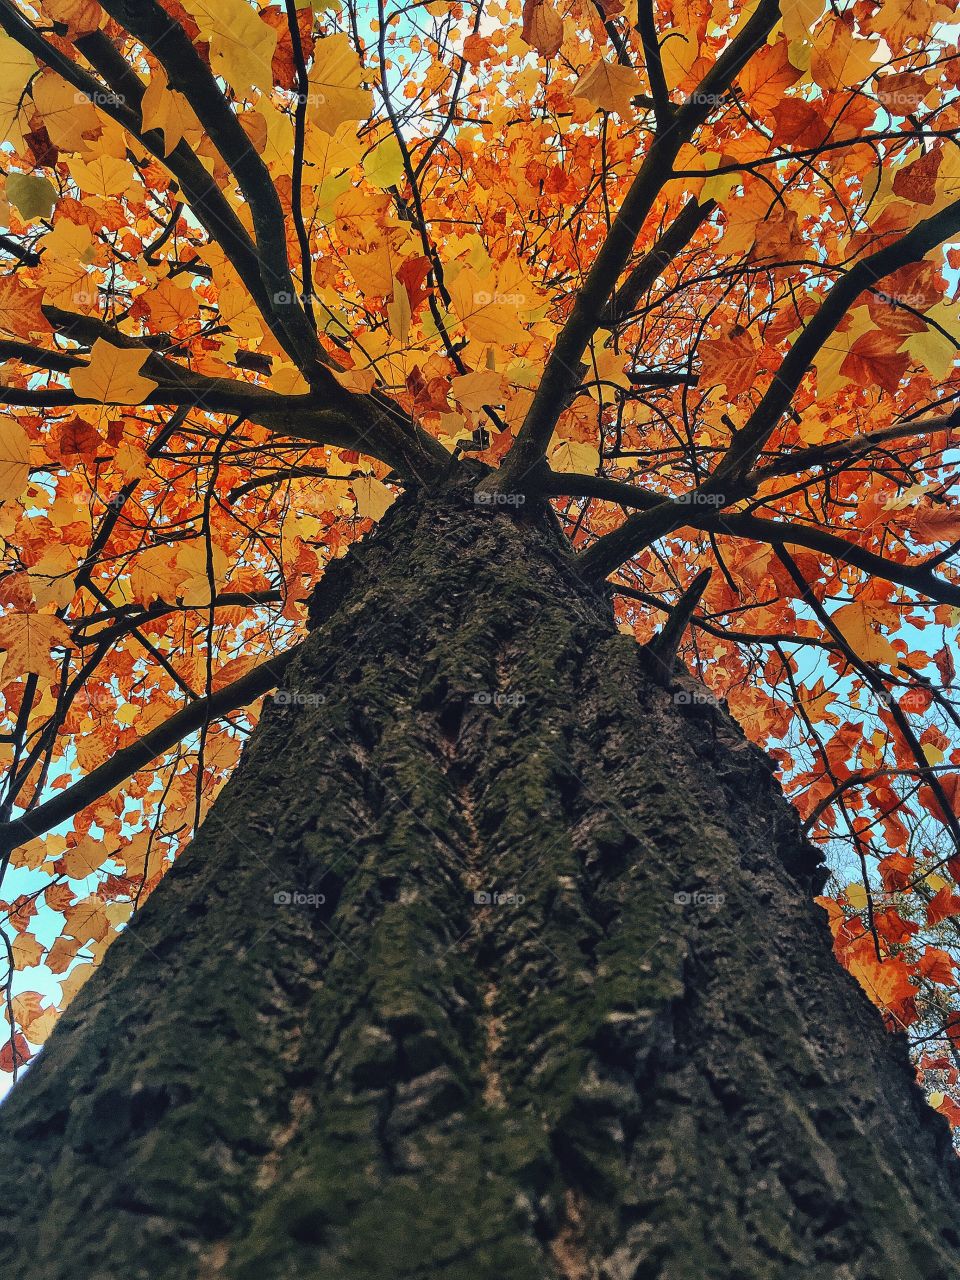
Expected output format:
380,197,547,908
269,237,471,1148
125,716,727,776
1,479,958,1279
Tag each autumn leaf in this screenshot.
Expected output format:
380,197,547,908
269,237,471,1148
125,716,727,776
521,0,564,57
897,504,960,545
353,475,395,521
831,601,899,666
0,278,51,340
71,340,159,405
573,59,645,116
308,33,373,133
699,329,764,397
0,417,31,501
0,612,71,677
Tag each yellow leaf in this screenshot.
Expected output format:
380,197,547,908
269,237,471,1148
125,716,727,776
363,136,405,189
0,416,31,502
64,895,110,942
779,0,826,43
573,59,644,116
145,277,197,330
59,962,95,1007
0,612,71,677
183,0,277,92
129,544,180,605
71,339,159,405
27,544,77,610
67,153,138,198
12,932,43,968
140,66,197,156
307,33,374,133
25,1007,57,1044
451,369,506,410
60,836,103,880
353,475,395,520
39,218,95,263
845,881,868,910
448,269,531,347
173,539,230,605
0,33,36,144
32,70,101,152
386,276,411,345
831,600,899,666
549,439,599,473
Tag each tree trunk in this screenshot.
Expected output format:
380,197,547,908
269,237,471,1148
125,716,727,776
1,480,958,1280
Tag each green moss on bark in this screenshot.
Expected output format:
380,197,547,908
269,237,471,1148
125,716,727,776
0,486,957,1278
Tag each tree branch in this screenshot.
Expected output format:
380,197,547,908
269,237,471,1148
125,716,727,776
0,645,301,866
487,0,780,493
706,197,960,489
96,0,320,374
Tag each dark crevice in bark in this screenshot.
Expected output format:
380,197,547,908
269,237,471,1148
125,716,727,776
0,481,957,1278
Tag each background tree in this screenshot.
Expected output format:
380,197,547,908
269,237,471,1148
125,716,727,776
0,0,958,1272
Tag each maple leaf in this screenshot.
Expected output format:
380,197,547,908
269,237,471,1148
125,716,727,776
897,504,960,544
0,612,71,677
521,0,564,58
844,935,917,1026
71,340,159,405
831,600,901,665
926,887,960,927
140,67,197,156
0,278,51,340
0,417,32,502
184,0,277,92
308,33,374,134
353,476,395,521
699,329,763,397
573,59,645,116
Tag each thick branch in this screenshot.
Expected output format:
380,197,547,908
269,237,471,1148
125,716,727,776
702,512,960,606
97,0,320,374
489,0,780,491
707,197,960,487
600,197,716,329
0,645,300,864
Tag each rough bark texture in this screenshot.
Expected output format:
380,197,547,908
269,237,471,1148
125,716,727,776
0,481,958,1279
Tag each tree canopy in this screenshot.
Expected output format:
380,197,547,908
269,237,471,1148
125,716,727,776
0,0,958,1127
